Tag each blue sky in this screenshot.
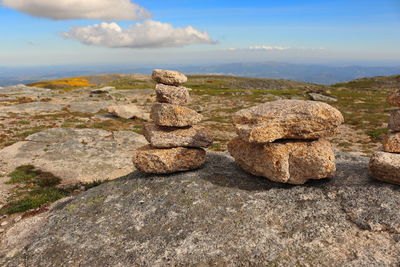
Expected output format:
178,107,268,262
0,0,399,67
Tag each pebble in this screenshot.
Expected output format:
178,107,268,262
14,215,22,223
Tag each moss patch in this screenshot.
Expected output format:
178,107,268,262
0,166,105,215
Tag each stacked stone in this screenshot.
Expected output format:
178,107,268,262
370,89,400,184
133,69,212,174
228,100,344,185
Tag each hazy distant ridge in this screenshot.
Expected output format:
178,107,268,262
1,62,400,86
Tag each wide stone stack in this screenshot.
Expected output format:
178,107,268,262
228,100,344,184
133,69,212,174
370,89,400,184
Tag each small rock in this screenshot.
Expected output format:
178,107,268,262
155,84,190,105
191,105,204,113
233,100,344,143
152,69,188,86
383,133,400,153
389,109,400,132
144,123,213,148
387,89,400,106
228,137,336,185
370,152,400,185
0,228,4,233
107,104,150,121
90,87,115,94
308,93,338,102
1,221,8,226
133,145,206,174
14,216,22,223
150,103,202,127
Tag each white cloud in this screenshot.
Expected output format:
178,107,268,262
62,20,215,48
1,0,151,20
248,46,289,51
227,46,326,52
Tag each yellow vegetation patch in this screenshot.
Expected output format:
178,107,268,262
28,77,95,89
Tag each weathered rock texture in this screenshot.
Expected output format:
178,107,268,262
150,103,202,127
107,104,150,120
133,145,206,174
133,70,210,174
0,102,64,115
308,93,337,102
369,152,400,185
228,137,335,184
387,89,400,106
155,84,190,105
152,69,188,86
233,100,344,143
383,133,400,153
144,123,212,148
369,92,400,185
389,109,400,132
0,128,147,184
4,152,400,266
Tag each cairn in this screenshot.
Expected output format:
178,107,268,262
370,89,400,184
228,100,344,184
133,69,212,174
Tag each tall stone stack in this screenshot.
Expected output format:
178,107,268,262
370,89,400,184
133,69,212,174
228,100,344,185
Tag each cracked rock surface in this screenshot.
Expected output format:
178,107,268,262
3,152,400,266
0,128,147,184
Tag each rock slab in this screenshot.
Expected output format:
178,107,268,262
155,84,190,105
233,100,344,143
144,123,212,148
0,128,147,184
150,103,202,127
107,104,150,121
369,151,400,185
228,137,336,184
133,145,206,174
152,69,188,86
308,93,337,102
5,152,400,266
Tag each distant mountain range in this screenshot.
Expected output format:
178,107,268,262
1,62,400,86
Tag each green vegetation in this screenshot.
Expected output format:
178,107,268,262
333,74,400,90
17,120,30,125
105,78,154,89
1,165,66,215
0,165,105,215
16,126,49,138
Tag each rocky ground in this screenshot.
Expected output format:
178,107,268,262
0,75,396,265
2,152,400,266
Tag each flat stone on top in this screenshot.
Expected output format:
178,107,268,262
152,69,188,86
233,100,344,143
